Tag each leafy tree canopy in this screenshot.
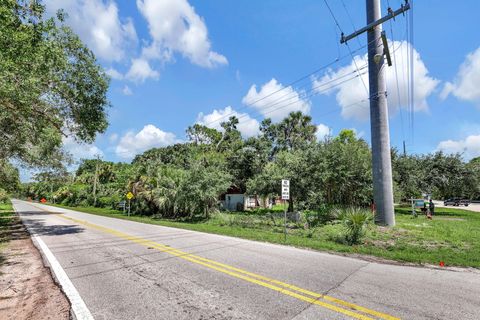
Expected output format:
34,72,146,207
0,0,109,167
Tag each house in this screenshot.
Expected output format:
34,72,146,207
220,186,272,211
220,186,245,211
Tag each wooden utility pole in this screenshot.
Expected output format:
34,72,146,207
341,0,410,226
93,156,100,207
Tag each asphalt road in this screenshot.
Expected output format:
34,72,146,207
433,200,480,212
13,200,480,320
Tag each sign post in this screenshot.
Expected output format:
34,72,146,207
411,198,425,218
281,179,290,241
126,192,134,216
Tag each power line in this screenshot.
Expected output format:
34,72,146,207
409,0,415,144
323,0,343,32
400,20,408,136
323,0,369,96
233,71,368,124
202,36,380,129
341,0,363,48
346,42,369,95
387,6,405,142
240,65,368,121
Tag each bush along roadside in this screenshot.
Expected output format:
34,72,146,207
0,200,15,249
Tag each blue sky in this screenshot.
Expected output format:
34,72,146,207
38,0,480,173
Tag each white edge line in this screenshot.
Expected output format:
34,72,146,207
13,201,94,320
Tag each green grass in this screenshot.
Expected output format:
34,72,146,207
0,201,15,265
48,203,480,268
0,201,15,240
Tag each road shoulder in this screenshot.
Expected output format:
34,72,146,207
0,204,70,320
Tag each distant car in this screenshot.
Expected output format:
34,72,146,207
459,199,470,207
444,198,460,206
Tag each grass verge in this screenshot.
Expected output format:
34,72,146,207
47,203,480,268
0,201,15,266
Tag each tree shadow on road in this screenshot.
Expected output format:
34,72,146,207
22,218,84,236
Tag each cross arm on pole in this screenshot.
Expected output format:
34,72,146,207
381,31,392,66
340,1,410,44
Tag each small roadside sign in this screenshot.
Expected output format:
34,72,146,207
281,179,290,200
414,199,424,208
125,192,134,216
40,198,47,203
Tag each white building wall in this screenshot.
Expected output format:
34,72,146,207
223,194,245,211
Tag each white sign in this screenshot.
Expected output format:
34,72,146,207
281,179,290,200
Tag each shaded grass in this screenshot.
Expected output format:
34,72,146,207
0,201,15,241
0,201,16,266
49,203,480,268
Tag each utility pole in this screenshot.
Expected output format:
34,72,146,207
366,0,394,226
93,155,100,207
341,0,410,226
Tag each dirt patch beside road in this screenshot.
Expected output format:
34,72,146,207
0,211,70,320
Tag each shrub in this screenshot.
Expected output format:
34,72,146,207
303,204,339,227
342,207,371,245
0,188,9,203
97,195,122,209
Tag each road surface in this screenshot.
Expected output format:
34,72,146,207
13,199,480,320
433,200,480,212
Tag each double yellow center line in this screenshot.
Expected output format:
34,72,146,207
32,204,399,320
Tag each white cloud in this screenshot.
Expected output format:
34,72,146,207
441,47,480,104
350,128,365,139
106,67,123,80
312,41,439,121
242,78,311,122
108,133,119,143
115,125,177,159
316,124,331,141
122,85,133,96
196,106,260,138
136,0,227,68
125,58,160,83
63,136,103,160
45,0,137,62
437,135,480,160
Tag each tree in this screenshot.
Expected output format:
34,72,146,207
260,111,317,154
247,129,372,211
247,148,315,212
423,152,476,199
186,124,222,146
33,167,68,188
392,152,480,201
184,160,232,218
216,116,243,152
228,136,271,193
321,131,372,206
0,160,20,193
392,151,424,201
467,157,480,200
0,1,109,166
